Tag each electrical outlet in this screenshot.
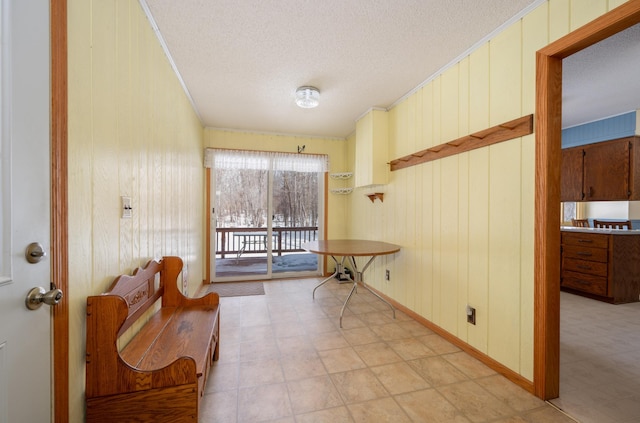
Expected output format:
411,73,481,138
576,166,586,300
385,269,390,281
466,305,476,325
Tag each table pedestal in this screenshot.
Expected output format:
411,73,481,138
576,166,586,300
313,254,396,328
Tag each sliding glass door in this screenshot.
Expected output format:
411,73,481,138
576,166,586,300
213,166,270,279
272,170,319,275
208,149,325,281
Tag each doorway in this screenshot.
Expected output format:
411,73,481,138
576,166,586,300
206,148,327,281
535,0,640,402
551,22,640,422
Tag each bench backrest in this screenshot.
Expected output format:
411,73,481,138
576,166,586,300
105,258,165,335
97,256,184,335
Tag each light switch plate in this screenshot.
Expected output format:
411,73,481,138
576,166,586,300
121,196,132,218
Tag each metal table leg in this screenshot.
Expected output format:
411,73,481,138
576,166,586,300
312,256,351,299
339,281,359,328
337,255,395,327
312,253,395,328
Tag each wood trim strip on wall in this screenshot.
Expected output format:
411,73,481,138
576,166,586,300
389,114,533,171
205,168,211,283
363,283,535,394
51,0,69,421
323,172,328,275
534,0,640,401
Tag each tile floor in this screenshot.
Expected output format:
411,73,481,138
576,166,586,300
549,291,640,423
201,277,576,422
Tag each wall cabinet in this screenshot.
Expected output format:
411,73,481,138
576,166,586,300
355,108,388,188
560,147,584,202
583,139,630,200
561,136,640,202
561,230,640,303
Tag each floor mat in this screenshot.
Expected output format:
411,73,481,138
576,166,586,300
206,281,265,297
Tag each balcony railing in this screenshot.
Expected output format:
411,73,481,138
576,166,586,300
215,226,319,258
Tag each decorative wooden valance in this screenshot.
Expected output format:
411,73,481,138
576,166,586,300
389,114,533,171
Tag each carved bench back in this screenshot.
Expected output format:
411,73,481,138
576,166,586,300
103,259,165,335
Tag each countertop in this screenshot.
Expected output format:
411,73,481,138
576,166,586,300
560,226,640,235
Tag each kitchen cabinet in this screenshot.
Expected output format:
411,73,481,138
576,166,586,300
561,147,584,202
561,229,640,303
355,108,388,188
583,139,630,200
561,136,640,201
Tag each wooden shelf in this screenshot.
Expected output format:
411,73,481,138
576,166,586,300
366,193,384,203
389,114,533,171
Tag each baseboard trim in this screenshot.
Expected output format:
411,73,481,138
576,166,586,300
362,283,535,394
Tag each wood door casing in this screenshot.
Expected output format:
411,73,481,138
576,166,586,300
536,0,640,400
51,0,69,421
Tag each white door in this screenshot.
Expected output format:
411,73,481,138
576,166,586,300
0,0,53,422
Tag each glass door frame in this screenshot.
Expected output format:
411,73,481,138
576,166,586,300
207,160,325,282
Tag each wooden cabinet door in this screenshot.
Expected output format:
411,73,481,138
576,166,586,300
629,137,640,200
583,139,630,201
561,147,584,201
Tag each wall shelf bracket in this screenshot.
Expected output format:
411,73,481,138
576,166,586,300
366,193,384,203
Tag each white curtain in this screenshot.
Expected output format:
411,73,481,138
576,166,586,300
204,148,329,173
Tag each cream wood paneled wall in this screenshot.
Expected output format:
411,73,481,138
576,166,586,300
61,0,629,419
67,1,205,421
204,129,350,240
346,0,627,382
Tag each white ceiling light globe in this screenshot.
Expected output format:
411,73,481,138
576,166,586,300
295,86,320,108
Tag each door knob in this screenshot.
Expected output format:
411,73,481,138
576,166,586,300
25,284,63,310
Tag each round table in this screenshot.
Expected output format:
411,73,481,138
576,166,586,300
302,239,401,327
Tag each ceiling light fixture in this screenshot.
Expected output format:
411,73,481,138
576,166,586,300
295,86,320,108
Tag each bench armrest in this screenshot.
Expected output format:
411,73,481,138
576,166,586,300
161,256,220,307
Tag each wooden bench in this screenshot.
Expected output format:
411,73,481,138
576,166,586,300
85,256,220,422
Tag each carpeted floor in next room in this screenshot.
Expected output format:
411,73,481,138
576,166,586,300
198,277,576,422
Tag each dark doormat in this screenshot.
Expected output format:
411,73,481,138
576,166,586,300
206,281,265,297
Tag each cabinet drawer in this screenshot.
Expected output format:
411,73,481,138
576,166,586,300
562,258,608,277
562,232,608,249
562,245,608,262
562,270,608,296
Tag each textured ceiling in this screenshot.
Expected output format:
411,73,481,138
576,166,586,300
143,0,539,138
563,23,640,129
143,1,639,138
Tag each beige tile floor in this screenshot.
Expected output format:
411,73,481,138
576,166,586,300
549,291,640,423
201,277,576,422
